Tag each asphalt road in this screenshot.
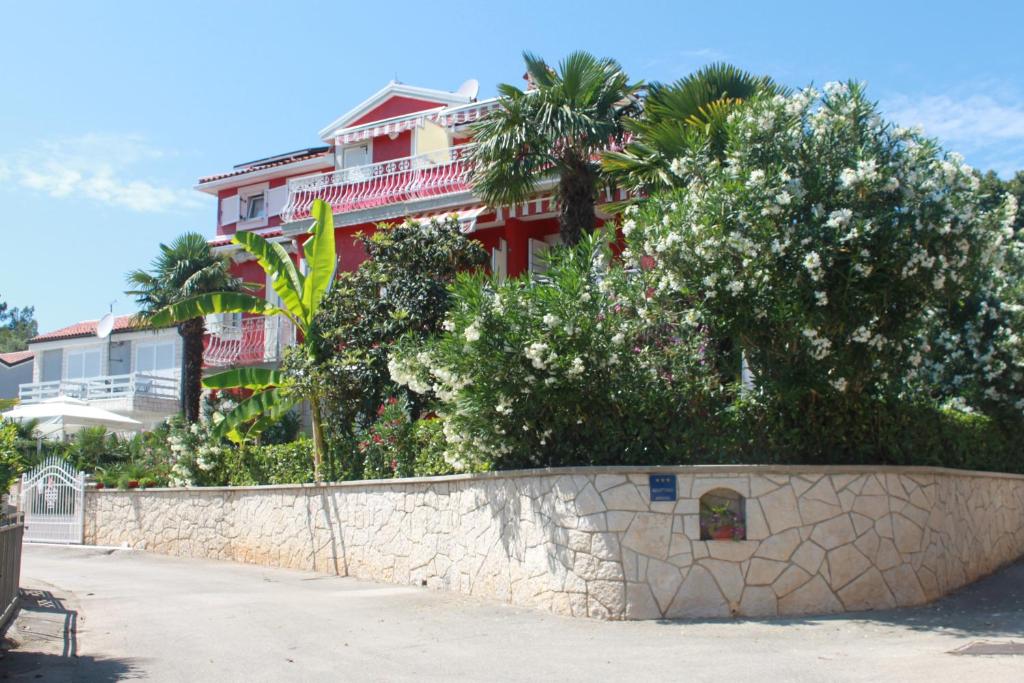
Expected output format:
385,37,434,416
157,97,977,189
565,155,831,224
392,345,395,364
2,544,1023,682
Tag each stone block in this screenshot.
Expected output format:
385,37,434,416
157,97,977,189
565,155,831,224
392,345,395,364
738,585,779,617
892,514,924,554
778,575,843,616
836,568,896,611
882,564,927,607
772,565,813,598
666,565,729,619
826,543,872,591
625,582,662,620
707,540,758,562
744,499,771,540
754,528,801,561
602,483,649,512
851,495,890,520
699,558,745,602
588,580,625,617
810,515,856,550
622,513,673,559
746,558,788,586
595,474,627,492
646,558,684,612
759,485,802,534
574,483,606,516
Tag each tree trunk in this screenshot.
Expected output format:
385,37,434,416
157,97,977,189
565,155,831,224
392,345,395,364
558,162,598,246
177,318,206,424
310,396,326,483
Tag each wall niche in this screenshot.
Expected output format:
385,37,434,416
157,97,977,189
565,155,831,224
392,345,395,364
699,488,746,541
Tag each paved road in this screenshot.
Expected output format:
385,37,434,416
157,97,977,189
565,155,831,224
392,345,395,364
2,544,1023,682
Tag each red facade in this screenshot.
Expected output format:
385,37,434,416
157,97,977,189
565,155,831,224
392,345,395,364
196,80,614,367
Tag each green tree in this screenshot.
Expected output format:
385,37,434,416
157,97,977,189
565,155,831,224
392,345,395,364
306,216,487,456
127,233,243,423
603,63,783,196
149,200,338,481
0,296,38,352
0,420,24,494
469,51,641,246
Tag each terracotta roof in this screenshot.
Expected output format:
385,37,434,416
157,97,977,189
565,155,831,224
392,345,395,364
198,148,332,184
30,315,141,343
0,350,33,367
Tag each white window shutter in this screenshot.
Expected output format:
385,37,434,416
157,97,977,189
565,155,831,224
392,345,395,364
529,238,550,274
491,239,508,283
220,196,240,226
266,185,288,217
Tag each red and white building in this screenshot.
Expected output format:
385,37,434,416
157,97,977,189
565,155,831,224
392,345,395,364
198,78,622,368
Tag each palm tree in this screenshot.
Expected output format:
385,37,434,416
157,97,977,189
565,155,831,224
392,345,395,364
603,63,783,195
149,200,338,481
126,233,242,424
470,51,642,246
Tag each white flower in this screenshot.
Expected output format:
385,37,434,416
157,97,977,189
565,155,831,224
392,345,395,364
567,357,585,378
823,81,850,98
830,377,848,392
669,158,686,177
542,313,561,328
611,332,625,346
442,320,455,332
464,320,481,342
803,251,823,281
775,190,792,206
727,280,744,295
826,209,853,228
814,291,828,306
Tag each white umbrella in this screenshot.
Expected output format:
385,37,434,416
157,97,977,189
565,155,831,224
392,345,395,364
1,396,142,437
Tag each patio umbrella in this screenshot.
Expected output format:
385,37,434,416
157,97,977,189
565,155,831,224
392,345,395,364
1,396,142,437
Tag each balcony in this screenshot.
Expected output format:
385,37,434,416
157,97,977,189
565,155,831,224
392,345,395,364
19,373,179,404
280,144,474,223
204,316,295,368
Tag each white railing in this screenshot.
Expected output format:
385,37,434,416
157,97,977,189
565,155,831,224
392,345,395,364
19,373,179,404
281,144,475,223
204,315,295,368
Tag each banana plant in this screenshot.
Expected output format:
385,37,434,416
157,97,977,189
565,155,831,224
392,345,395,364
150,199,338,481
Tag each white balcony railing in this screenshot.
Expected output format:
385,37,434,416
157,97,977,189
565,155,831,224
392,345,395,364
280,144,474,223
19,373,179,404
204,316,295,368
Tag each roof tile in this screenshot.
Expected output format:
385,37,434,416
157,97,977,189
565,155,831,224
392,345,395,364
30,315,141,343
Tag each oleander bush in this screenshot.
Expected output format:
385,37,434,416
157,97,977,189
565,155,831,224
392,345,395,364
628,82,1018,408
391,233,726,471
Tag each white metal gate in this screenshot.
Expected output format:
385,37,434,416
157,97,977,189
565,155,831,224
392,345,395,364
20,457,85,544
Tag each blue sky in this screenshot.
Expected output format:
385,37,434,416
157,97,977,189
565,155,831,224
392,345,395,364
2,0,1023,332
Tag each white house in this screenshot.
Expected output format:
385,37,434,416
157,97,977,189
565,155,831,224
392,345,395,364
20,315,182,430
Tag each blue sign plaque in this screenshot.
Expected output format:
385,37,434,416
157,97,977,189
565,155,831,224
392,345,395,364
649,474,677,502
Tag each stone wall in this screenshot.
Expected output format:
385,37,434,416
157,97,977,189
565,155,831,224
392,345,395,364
83,466,1024,619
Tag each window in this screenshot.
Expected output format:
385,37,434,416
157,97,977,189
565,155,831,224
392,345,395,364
340,143,370,169
135,342,176,374
241,193,266,221
67,349,101,380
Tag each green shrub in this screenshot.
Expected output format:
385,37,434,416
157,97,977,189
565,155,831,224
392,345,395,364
236,439,315,485
392,234,725,471
631,82,1017,409
412,418,458,477
356,396,417,479
0,421,23,493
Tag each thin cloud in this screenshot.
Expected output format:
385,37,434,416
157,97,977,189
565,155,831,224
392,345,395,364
885,90,1024,176
1,133,207,213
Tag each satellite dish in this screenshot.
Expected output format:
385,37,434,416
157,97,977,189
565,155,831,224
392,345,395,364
96,313,115,339
455,79,479,101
